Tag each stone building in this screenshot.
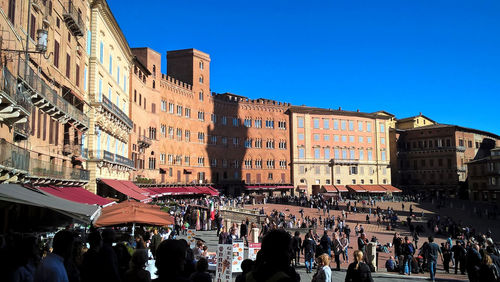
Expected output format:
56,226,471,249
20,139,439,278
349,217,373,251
467,148,500,203
289,106,392,195
86,0,134,193
0,0,90,186
395,123,500,197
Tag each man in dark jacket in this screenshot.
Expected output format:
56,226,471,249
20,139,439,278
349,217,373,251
291,231,302,266
401,236,415,275
240,220,248,246
320,231,332,256
150,228,162,260
466,244,482,282
451,241,466,274
302,233,316,273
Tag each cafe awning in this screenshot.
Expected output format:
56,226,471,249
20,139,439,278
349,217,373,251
37,186,114,206
347,185,367,193
362,185,388,193
322,185,338,193
334,185,348,193
100,179,150,202
380,185,402,193
94,200,174,227
0,184,100,223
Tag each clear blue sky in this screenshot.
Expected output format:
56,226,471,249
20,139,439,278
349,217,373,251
109,0,500,135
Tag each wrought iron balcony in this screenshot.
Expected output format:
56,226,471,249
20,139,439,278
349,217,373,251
62,1,84,37
88,150,134,169
0,67,32,126
28,158,89,181
63,142,82,156
18,64,89,131
0,138,30,173
101,96,133,129
138,135,152,148
13,121,31,141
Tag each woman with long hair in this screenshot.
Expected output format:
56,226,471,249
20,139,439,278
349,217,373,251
312,253,332,282
345,250,373,282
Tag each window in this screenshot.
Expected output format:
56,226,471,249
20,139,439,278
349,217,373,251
278,121,286,129
168,127,174,139
268,173,273,180
117,66,120,84
366,122,372,132
280,160,287,169
232,118,238,127
30,15,36,40
65,54,71,78
314,148,320,159
324,134,330,141
83,66,87,91
185,130,190,142
198,157,204,166
358,121,363,131
266,160,275,169
254,118,262,128
333,120,339,130
109,55,112,74
265,119,274,128
161,100,167,111
324,148,330,160
7,0,15,24
299,166,305,174
222,116,227,125
298,134,304,141
341,135,347,142
382,151,386,161
244,138,252,148
359,150,364,160
313,118,320,129
341,120,346,130
367,150,373,161
198,111,205,121
349,136,354,143
342,149,347,159
168,103,174,113
299,148,305,159
380,123,385,133
254,139,262,148
210,159,217,167
99,41,103,63
185,108,191,118
298,117,304,128
314,134,320,141
160,125,166,137
334,149,340,159
54,40,60,68
199,76,204,83
323,119,330,129
176,105,182,116
350,166,358,175
199,61,204,69
350,149,355,159
367,137,372,143
334,135,339,142
160,153,166,165
348,121,354,131
244,118,252,127
279,140,287,149
211,114,217,123
75,64,80,86
359,136,364,143
176,128,182,141
199,91,203,101
197,132,205,143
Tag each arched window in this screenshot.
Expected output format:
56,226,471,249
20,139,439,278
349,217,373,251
152,65,156,78
152,80,156,89
199,61,204,70
198,91,203,101
199,75,203,84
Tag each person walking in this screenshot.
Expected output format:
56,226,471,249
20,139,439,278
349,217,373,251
150,228,162,260
345,250,373,282
320,231,332,257
425,236,443,282
340,233,350,264
332,233,342,271
401,236,415,275
291,231,302,266
312,254,332,282
302,233,316,273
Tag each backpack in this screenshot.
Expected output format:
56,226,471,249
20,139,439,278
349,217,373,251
405,243,414,255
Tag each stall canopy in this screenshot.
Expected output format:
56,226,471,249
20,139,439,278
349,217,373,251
94,200,174,227
245,185,294,191
362,185,388,193
346,185,367,193
0,184,100,223
334,185,349,193
380,185,402,193
37,186,114,206
100,179,150,202
322,185,338,193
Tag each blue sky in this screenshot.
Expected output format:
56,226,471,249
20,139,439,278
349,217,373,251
109,0,500,134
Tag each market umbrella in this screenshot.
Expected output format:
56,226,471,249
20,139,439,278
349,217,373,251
94,200,174,228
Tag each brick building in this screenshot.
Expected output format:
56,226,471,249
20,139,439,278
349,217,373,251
128,48,291,195
396,123,500,197
0,0,89,186
289,106,392,196
467,148,500,203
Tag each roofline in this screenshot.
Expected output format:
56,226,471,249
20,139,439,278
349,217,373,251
132,57,151,76
288,106,392,119
397,114,437,124
402,124,500,139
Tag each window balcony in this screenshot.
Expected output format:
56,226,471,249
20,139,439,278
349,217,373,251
0,138,30,182
13,121,31,141
28,158,90,184
62,142,82,157
62,1,84,37
100,96,133,129
0,67,32,126
138,135,152,148
88,150,134,169
18,65,89,131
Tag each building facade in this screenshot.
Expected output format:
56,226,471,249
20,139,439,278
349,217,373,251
86,0,134,193
128,48,291,195
467,148,500,203
0,0,90,186
396,123,500,197
289,107,392,195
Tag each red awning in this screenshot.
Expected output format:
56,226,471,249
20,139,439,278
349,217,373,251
196,186,219,196
334,185,348,192
362,185,387,193
322,185,338,193
347,185,367,193
380,185,402,193
275,185,294,190
100,179,150,202
37,186,114,206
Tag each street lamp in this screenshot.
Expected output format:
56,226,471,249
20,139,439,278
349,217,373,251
36,29,48,53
